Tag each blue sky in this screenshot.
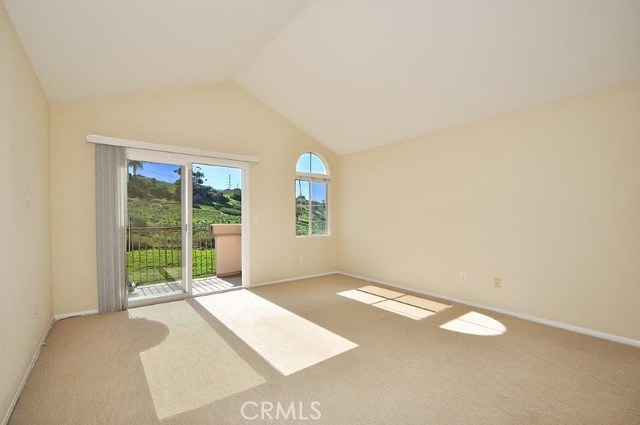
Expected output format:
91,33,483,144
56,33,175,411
196,164,241,190
296,153,327,174
130,161,241,190
295,153,328,203
295,180,327,203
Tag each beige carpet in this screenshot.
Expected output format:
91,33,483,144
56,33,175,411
194,290,357,376
9,274,640,424
129,302,265,419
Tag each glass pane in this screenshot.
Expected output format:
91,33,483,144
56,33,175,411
191,164,242,223
311,205,327,235
311,182,327,235
296,205,310,236
126,160,183,300
296,152,327,175
192,164,242,292
310,154,327,175
296,153,312,173
296,179,310,201
296,179,310,235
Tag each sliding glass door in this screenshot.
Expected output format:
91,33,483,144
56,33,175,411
124,150,247,305
191,163,243,295
126,159,186,301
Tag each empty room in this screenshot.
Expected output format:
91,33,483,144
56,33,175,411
1,1,639,424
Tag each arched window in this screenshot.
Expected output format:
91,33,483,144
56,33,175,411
295,152,329,236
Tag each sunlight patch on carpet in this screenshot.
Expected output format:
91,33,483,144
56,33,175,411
130,302,265,420
195,290,358,376
440,311,507,336
340,286,451,320
395,295,450,312
373,300,436,320
338,289,386,304
357,285,405,299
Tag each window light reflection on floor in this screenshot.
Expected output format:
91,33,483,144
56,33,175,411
337,289,386,304
439,311,507,336
195,290,358,376
337,287,450,320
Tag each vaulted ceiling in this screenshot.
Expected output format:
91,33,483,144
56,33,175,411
3,0,312,103
5,0,640,154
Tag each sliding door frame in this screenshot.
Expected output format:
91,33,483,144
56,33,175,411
126,148,251,308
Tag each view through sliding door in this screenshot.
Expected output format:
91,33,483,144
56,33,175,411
190,163,243,295
126,159,187,302
125,152,246,304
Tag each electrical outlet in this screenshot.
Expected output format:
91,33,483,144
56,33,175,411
494,277,502,288
460,272,467,283
299,256,304,265
34,304,40,321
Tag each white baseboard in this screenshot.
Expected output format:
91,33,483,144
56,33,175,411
2,317,55,425
250,271,339,288
53,309,99,321
337,271,640,348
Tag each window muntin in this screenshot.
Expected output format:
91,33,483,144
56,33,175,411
296,152,327,175
295,153,328,236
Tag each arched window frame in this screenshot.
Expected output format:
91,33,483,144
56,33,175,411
295,152,330,237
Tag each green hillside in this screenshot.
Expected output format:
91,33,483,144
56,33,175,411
126,174,241,285
127,174,241,227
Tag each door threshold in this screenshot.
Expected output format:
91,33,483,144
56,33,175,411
128,285,243,309
191,285,243,298
128,292,187,309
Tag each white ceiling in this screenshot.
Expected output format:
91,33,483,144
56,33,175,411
6,0,640,154
239,0,640,154
4,0,311,103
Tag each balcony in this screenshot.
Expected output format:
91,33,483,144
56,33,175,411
126,223,241,300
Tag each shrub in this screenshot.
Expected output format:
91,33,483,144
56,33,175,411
220,207,241,216
129,216,148,227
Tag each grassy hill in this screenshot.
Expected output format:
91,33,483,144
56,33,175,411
126,174,241,285
127,174,241,227
128,198,241,227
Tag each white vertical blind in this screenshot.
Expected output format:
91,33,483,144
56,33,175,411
95,144,128,312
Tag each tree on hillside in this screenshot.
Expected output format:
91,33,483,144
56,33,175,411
192,167,206,189
212,191,226,204
174,166,216,204
173,167,206,188
128,160,143,177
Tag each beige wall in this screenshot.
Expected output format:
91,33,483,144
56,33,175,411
0,1,52,420
51,82,338,315
338,83,640,340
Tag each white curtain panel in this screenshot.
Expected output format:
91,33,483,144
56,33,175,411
95,144,128,312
